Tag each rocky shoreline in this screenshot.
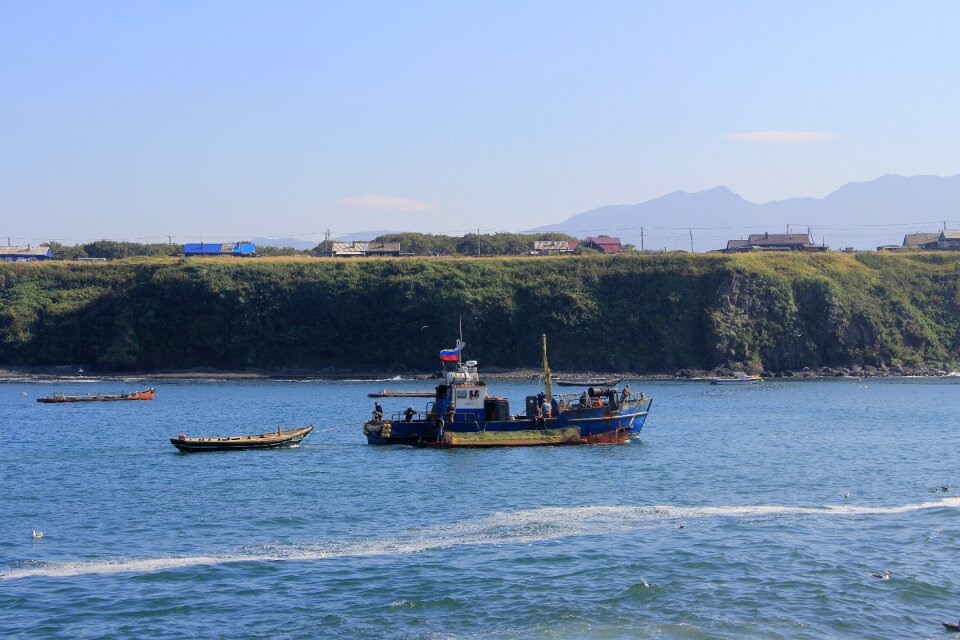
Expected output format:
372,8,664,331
1,362,956,382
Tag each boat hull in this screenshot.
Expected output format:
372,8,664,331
37,388,156,403
170,426,313,452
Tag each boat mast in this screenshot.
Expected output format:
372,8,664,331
542,333,552,399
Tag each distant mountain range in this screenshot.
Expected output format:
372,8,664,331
529,174,960,251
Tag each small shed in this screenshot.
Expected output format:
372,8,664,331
0,245,53,261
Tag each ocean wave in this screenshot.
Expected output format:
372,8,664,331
5,497,958,581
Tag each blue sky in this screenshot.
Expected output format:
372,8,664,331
1,1,958,244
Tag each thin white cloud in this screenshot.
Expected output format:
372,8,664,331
341,194,433,211
725,131,836,142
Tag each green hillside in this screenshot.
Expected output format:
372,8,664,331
1,252,958,372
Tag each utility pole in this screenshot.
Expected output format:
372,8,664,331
167,235,173,246
787,224,791,234
477,228,480,257
640,226,644,253
689,229,694,253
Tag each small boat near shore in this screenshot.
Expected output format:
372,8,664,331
708,373,762,385
169,425,314,452
37,387,156,403
367,389,436,398
555,378,621,387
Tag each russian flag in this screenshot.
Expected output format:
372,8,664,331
439,342,464,361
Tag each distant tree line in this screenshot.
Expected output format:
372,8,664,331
311,232,581,256
44,233,587,261
47,240,182,260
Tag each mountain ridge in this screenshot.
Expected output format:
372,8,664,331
530,173,960,250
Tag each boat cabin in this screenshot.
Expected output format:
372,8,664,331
434,360,492,423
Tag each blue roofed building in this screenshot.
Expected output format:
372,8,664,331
184,242,256,257
0,245,53,261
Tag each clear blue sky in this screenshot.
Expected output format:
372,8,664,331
1,1,958,244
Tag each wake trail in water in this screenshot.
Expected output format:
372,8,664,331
6,497,959,581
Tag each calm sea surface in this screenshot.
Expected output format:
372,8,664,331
2,376,960,639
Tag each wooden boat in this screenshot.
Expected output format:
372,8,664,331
37,387,156,403
367,389,435,398
439,427,582,447
555,378,621,387
170,425,313,452
707,373,762,385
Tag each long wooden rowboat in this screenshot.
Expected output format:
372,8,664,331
555,378,621,387
169,425,313,452
37,387,156,403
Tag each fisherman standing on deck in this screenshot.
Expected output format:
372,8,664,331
373,402,384,422
447,403,456,425
404,407,416,421
541,398,552,421
620,385,632,403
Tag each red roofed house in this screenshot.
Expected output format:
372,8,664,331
582,235,622,253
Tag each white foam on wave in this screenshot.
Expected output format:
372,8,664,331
5,497,958,581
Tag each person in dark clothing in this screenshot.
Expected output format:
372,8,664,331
404,406,416,421
373,402,384,422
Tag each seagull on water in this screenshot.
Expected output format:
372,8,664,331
31,530,44,540
844,492,850,499
869,570,890,580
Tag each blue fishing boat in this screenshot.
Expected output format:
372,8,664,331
363,335,653,447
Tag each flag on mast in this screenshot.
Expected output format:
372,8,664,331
439,340,465,362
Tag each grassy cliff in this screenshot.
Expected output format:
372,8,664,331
1,252,958,372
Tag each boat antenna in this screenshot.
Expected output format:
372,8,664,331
458,315,463,364
542,333,552,400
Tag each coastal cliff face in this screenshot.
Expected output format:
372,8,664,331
0,253,958,373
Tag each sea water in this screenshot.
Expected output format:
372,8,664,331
2,377,959,639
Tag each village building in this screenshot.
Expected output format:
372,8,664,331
897,230,960,250
184,242,256,257
0,245,53,261
901,232,941,249
320,241,402,257
722,232,827,252
531,240,578,255
581,236,622,253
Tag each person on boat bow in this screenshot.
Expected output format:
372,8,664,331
373,402,384,422
620,385,632,403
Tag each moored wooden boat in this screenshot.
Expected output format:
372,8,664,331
169,425,314,452
37,387,156,403
555,378,621,387
708,373,762,385
367,389,435,398
439,427,583,447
